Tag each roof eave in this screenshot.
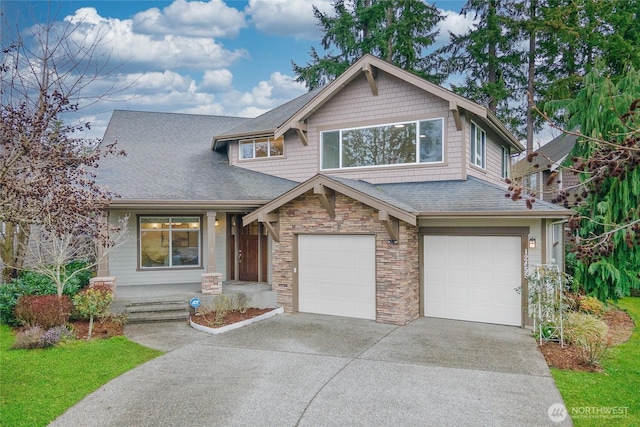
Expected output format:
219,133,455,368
212,129,277,151
417,210,574,219
107,199,269,211
243,174,417,226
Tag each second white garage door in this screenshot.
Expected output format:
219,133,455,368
423,235,522,326
298,234,376,320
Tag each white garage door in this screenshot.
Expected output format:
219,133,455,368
424,235,522,326
298,234,376,320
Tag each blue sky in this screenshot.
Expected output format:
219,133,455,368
2,0,472,139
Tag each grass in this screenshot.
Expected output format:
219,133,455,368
551,297,640,427
0,324,163,427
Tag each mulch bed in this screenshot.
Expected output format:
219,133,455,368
190,308,274,328
538,307,635,372
68,318,125,339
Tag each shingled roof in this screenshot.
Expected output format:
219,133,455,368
95,110,297,206
513,133,578,178
244,174,572,227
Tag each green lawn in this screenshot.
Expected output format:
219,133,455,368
552,297,640,427
0,325,163,427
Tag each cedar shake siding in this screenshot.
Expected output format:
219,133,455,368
230,72,467,184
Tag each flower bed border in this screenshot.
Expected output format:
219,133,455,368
189,307,284,334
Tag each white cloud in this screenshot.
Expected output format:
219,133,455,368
436,8,477,43
132,0,247,38
235,71,306,110
63,7,248,71
246,0,334,40
200,69,234,91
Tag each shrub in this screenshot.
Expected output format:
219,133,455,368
39,325,75,347
579,295,605,316
72,285,113,338
234,293,249,314
564,312,609,365
12,326,44,349
0,261,92,326
14,295,73,329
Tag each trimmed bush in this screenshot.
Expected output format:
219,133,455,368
14,295,73,329
564,311,609,365
12,326,44,349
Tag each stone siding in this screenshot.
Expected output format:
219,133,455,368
272,190,419,325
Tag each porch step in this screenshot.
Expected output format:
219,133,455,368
124,299,190,324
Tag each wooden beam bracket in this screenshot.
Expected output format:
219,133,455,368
362,63,378,96
291,122,308,146
450,101,462,131
258,213,280,242
379,210,399,243
314,184,335,218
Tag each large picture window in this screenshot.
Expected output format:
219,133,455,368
321,118,443,170
139,216,201,268
240,136,284,160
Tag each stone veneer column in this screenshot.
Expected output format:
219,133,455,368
201,272,222,295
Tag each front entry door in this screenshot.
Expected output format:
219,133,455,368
227,214,267,282
239,229,258,281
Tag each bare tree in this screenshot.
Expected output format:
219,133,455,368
1,6,125,282
24,216,129,297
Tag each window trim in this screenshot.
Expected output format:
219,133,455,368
501,146,510,179
239,136,284,160
320,117,445,171
470,121,486,169
137,215,203,270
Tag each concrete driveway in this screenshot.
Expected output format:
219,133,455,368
50,314,572,427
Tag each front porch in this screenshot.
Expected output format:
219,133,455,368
111,281,277,323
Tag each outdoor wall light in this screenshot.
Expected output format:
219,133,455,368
214,219,219,227
529,237,537,249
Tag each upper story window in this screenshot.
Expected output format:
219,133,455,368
139,216,201,269
321,118,443,170
524,172,540,198
470,121,486,169
239,136,284,160
501,146,510,179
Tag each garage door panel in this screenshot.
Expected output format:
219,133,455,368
424,235,522,326
298,235,376,320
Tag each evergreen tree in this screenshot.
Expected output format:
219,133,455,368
433,0,526,137
292,0,443,89
548,65,640,300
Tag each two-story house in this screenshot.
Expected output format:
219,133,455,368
96,55,572,327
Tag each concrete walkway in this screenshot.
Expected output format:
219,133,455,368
50,314,572,427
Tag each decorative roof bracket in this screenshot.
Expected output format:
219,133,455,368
379,210,399,243
362,63,378,96
314,183,335,218
290,122,308,146
450,101,462,131
258,213,280,242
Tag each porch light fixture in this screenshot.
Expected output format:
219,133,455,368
529,237,537,249
214,219,219,227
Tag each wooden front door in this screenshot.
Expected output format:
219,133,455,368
228,214,267,282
